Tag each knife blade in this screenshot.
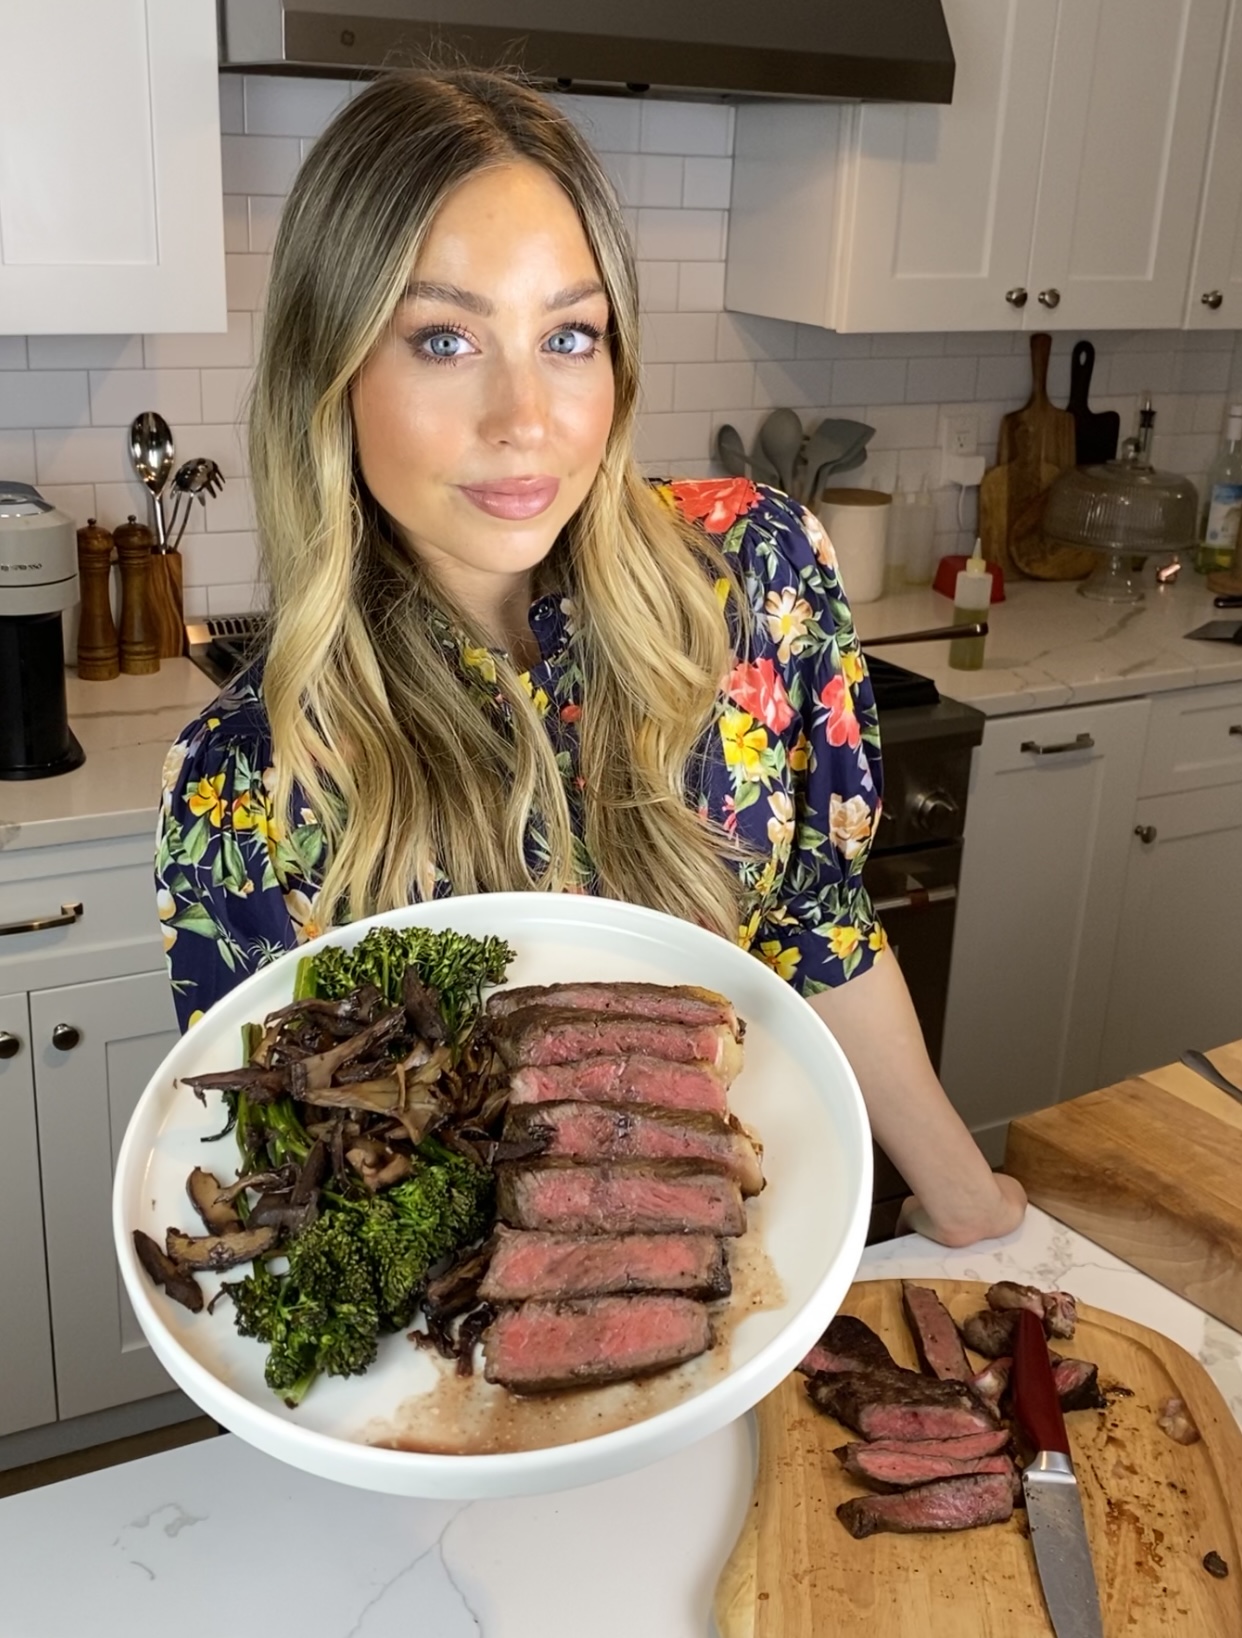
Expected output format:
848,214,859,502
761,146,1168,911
1011,1306,1105,1638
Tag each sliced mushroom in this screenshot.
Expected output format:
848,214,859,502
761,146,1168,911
214,1167,293,1205
134,1230,203,1313
347,1147,412,1191
181,1064,289,1104
286,1008,407,1098
403,969,447,1043
248,1191,318,1235
164,1223,279,1272
186,1167,242,1235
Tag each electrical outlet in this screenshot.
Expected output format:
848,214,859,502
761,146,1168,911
941,412,979,459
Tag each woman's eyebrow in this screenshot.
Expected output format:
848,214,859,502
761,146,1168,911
401,278,607,313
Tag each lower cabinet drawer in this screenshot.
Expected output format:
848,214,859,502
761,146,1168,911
1140,681,1242,796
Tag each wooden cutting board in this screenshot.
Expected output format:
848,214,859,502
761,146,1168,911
993,334,1089,581
997,333,1077,471
715,1279,1242,1638
1067,340,1121,468
1005,1042,1242,1333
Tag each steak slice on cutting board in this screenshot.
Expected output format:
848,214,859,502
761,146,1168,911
478,1226,732,1304
487,981,741,1038
482,1294,711,1392
507,1056,729,1115
808,1369,997,1441
835,1445,1016,1491
496,1161,747,1237
837,1472,1015,1539
503,1101,764,1196
493,1007,744,1079
902,1282,974,1382
835,1429,1012,1463
960,1307,1021,1359
799,1313,900,1378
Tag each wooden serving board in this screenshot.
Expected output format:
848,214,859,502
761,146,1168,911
1006,1043,1242,1333
715,1279,1242,1638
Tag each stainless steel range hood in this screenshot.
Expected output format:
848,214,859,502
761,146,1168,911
218,0,955,104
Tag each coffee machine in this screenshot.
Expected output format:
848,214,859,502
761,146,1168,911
0,480,85,779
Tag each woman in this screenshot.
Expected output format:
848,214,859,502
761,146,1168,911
156,67,1025,1248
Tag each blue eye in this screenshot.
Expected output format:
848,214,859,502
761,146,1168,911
547,324,602,357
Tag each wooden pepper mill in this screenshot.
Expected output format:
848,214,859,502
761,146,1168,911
147,542,185,660
75,517,119,680
113,515,160,675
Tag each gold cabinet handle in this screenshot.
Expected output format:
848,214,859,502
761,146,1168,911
0,901,84,938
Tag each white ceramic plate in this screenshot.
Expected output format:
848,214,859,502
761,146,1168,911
113,893,871,1498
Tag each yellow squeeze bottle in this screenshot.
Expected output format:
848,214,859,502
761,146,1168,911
948,539,991,672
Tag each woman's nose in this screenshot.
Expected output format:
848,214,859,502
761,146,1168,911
480,357,549,449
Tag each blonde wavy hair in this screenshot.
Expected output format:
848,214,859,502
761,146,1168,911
252,66,743,937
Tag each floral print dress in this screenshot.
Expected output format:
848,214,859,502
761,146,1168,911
156,480,885,1031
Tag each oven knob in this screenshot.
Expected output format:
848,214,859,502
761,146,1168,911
912,792,959,830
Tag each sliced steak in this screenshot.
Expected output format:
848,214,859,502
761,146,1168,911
493,1007,744,1080
799,1314,900,1378
508,1056,728,1116
478,1226,731,1303
960,1307,1020,1359
808,1369,997,1442
1041,1289,1079,1339
902,1283,973,1381
836,1429,1011,1464
496,1161,747,1237
985,1280,1078,1339
1051,1355,1105,1412
835,1444,1016,1490
503,1101,764,1196
482,1295,711,1392
837,1473,1015,1539
487,981,741,1039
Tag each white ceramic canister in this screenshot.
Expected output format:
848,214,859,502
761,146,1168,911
816,487,891,604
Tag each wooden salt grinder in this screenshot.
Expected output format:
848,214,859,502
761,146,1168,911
75,517,119,680
114,515,160,675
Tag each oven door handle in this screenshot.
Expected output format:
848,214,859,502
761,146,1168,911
871,885,958,915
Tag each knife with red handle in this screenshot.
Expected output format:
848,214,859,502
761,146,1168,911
1011,1306,1105,1638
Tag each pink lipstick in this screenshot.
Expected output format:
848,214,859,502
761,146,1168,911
458,476,560,520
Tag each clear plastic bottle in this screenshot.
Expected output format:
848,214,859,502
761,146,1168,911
948,539,991,671
1196,403,1242,575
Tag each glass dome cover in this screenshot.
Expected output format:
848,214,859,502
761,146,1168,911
1043,446,1199,555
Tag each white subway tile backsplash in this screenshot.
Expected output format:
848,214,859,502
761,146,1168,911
208,580,266,615
1103,350,1178,397
91,480,156,531
0,429,36,481
218,75,244,136
554,95,642,154
853,450,899,494
1175,350,1232,394
896,447,941,490
830,358,907,407
1194,394,1230,434
677,263,724,311
603,154,683,209
182,584,210,618
753,359,834,409
716,312,798,363
0,337,26,368
33,483,95,526
642,312,718,364
144,312,253,371
221,134,303,197
795,327,872,360
683,158,732,211
974,354,1035,404
942,331,1016,356
633,209,726,261
871,333,946,359
634,410,713,464
223,194,249,254
865,404,940,450
35,427,134,485
0,371,89,430
201,369,255,425
193,423,251,480
225,254,272,312
247,196,284,254
640,364,675,414
673,362,756,412
89,369,202,430
906,356,976,404
244,76,349,137
637,261,680,313
181,531,260,589
27,335,143,370
641,103,731,157
202,475,256,534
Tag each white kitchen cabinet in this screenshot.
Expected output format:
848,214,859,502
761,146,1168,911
1186,0,1242,327
727,0,1228,333
0,991,58,1438
30,972,180,1421
939,698,1150,1162
0,0,225,334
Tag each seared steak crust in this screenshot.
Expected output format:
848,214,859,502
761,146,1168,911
478,1226,731,1303
799,1314,900,1378
837,1473,1015,1539
808,1368,997,1441
487,982,741,1038
482,1294,711,1392
835,1444,1016,1490
902,1282,974,1382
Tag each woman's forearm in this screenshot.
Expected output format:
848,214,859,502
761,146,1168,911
806,952,1026,1247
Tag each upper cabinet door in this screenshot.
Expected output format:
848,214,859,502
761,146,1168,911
0,0,225,333
1185,0,1242,327
1029,0,1227,330
831,0,1059,333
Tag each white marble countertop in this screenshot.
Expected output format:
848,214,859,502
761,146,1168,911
0,661,214,851
855,571,1242,716
4,1204,1238,1638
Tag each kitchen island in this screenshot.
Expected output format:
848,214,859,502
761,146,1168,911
4,1203,1238,1638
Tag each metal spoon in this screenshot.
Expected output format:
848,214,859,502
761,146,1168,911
1179,1049,1242,1106
757,408,804,495
128,411,175,547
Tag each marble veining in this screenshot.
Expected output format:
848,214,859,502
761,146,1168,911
3,1207,1239,1638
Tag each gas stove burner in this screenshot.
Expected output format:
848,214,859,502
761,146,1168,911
864,654,940,712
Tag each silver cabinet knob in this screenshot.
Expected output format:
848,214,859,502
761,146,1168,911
1134,824,1158,845
1005,287,1028,308
0,1032,20,1060
51,1023,81,1051
1037,288,1061,309
1202,290,1224,310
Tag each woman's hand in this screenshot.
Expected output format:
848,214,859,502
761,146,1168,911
896,1171,1027,1248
